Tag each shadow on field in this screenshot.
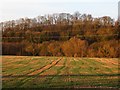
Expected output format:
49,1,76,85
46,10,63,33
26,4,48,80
2,74,119,89
2,74,120,78
2,87,119,90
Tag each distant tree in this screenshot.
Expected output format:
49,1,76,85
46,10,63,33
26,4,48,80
73,11,81,20
48,41,63,56
62,37,88,57
25,41,39,56
38,42,50,56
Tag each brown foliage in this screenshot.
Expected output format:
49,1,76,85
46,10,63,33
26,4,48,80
62,37,88,57
1,12,119,57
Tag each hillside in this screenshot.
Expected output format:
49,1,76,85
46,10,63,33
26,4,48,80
1,12,120,57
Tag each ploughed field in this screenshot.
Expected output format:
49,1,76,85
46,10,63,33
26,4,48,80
2,56,119,88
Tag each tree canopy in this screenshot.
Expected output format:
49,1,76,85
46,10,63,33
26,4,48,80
1,12,120,57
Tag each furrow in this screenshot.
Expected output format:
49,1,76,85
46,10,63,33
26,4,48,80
28,58,62,75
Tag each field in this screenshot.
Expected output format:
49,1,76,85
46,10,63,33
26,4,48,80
2,56,119,89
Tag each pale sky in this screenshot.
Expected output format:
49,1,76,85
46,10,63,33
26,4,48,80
0,0,119,22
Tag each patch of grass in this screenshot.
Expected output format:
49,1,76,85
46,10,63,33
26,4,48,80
2,56,119,88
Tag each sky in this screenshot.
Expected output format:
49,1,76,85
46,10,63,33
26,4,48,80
0,0,119,22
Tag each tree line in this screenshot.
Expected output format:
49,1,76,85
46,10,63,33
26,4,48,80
1,12,120,57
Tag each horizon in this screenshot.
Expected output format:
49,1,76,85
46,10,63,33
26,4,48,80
0,0,119,22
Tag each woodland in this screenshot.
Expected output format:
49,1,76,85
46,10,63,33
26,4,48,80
1,12,120,57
